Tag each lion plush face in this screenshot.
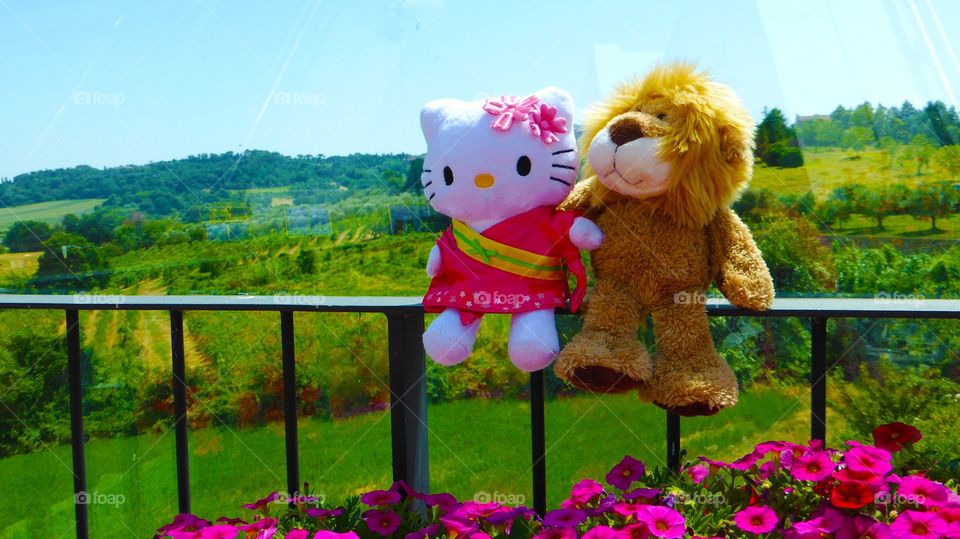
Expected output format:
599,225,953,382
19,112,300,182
583,63,756,228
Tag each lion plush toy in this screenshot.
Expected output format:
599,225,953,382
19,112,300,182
556,63,774,416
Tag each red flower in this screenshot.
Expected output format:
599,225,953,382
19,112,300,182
831,480,875,509
872,422,922,452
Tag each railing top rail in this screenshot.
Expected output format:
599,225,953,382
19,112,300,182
0,294,957,318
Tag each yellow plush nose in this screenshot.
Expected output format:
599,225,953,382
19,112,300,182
473,173,495,189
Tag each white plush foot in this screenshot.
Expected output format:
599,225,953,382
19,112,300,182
423,308,481,366
508,309,560,372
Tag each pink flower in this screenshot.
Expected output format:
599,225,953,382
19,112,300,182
528,103,567,144
483,95,539,131
890,510,949,538
733,506,779,534
685,464,709,484
635,506,685,538
424,492,459,513
837,516,892,539
618,523,653,539
543,508,586,528
314,532,360,539
899,476,951,507
872,422,922,452
363,509,401,536
361,489,402,506
305,508,343,519
195,525,244,539
844,445,893,477
623,487,661,501
569,479,604,504
404,524,441,539
242,492,280,511
156,513,212,535
792,451,835,481
582,526,619,539
285,531,310,539
533,529,576,539
606,456,646,490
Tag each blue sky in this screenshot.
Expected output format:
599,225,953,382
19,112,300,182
0,0,958,179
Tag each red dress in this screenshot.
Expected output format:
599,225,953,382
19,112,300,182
424,206,587,325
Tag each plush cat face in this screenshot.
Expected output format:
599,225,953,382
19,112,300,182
419,87,577,228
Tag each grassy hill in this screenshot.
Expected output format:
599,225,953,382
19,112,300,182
0,385,827,538
0,198,103,232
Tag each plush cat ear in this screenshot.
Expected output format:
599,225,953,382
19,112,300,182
420,99,454,142
534,86,575,125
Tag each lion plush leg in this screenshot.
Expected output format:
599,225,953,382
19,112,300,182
508,308,560,372
639,299,738,416
555,279,651,393
422,308,481,366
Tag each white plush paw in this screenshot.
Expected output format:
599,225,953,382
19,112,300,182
569,217,604,250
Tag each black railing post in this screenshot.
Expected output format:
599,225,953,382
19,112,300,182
169,310,191,514
66,309,89,539
280,312,300,500
666,411,681,472
530,370,547,516
810,317,828,443
386,313,429,496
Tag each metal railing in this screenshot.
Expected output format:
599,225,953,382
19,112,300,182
0,294,958,539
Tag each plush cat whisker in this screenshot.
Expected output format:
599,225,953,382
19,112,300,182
549,177,571,186
551,148,575,155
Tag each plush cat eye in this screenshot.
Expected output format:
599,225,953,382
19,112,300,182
516,156,531,176
443,166,454,186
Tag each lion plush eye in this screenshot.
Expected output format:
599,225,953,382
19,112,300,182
656,113,667,121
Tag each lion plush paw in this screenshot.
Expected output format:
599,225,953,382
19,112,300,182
555,330,651,393
638,352,738,417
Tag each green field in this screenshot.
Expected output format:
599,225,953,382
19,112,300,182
0,384,829,538
0,198,104,232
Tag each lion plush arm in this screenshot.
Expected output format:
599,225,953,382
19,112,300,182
706,208,774,311
559,176,602,215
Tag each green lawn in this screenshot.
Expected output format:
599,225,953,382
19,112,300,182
0,198,104,232
0,385,827,538
827,213,960,239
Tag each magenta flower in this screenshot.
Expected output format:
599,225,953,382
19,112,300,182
844,445,893,476
533,529,576,539
363,509,401,536
791,451,835,481
581,526,619,539
528,103,567,144
215,517,246,526
635,506,685,538
404,524,441,539
313,532,360,539
543,508,586,528
424,492,459,513
483,95,539,131
485,506,535,527
618,523,653,539
242,492,280,511
361,489,402,506
156,513,212,535
606,456,646,490
844,515,893,539
305,508,343,519
569,479,604,504
733,506,778,534
440,515,478,536
685,464,710,484
890,510,949,538
898,476,951,507
191,524,244,539
285,530,310,539
623,487,661,501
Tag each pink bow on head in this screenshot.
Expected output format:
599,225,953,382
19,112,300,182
529,103,567,144
483,95,540,131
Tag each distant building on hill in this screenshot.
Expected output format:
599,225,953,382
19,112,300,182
389,205,449,234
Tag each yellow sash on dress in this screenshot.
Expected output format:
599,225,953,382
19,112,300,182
451,220,565,281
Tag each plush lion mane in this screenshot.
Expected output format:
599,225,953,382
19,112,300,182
580,62,756,228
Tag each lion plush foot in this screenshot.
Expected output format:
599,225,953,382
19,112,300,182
638,351,738,416
555,330,651,393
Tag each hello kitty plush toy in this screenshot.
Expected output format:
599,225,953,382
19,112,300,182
419,87,604,372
